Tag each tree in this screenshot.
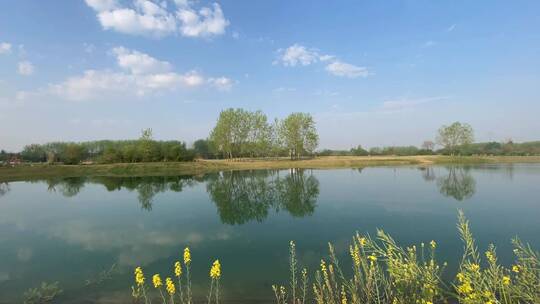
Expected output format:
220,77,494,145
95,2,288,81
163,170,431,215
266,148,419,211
209,108,273,159
278,113,319,159
209,109,239,159
137,128,159,162
63,144,84,165
193,139,211,158
21,144,47,162
436,122,474,154
422,140,435,151
350,145,369,156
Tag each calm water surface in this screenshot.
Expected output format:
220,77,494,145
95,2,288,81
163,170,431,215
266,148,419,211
0,164,539,303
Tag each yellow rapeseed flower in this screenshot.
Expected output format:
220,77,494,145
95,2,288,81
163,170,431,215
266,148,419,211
166,277,175,295
153,274,163,288
359,237,367,246
341,285,347,304
430,240,436,249
134,267,145,286
368,254,377,262
210,260,221,279
502,276,511,286
512,265,520,273
458,282,473,294
174,261,182,277
469,263,480,272
184,247,191,265
485,251,495,263
350,244,361,266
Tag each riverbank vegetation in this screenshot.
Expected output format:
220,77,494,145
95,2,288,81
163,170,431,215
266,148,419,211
272,211,539,304
3,155,540,182
2,109,540,168
123,212,539,304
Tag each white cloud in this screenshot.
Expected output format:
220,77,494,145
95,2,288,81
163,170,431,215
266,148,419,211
49,47,231,101
50,70,134,101
208,77,233,90
0,42,12,54
85,0,118,11
381,96,448,111
112,46,171,74
177,3,229,37
276,44,320,66
276,43,370,78
325,61,368,78
85,0,228,38
97,5,177,37
18,61,35,76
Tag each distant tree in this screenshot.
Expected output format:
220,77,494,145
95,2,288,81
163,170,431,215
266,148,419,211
422,140,435,151
121,144,138,162
0,150,7,162
21,144,47,162
193,139,211,158
210,109,240,159
63,144,84,165
350,145,369,156
138,128,159,162
101,147,122,163
209,108,273,159
246,111,273,157
278,113,319,159
436,122,474,154
369,147,382,155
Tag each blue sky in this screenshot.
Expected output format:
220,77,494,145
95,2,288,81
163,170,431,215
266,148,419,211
1,0,539,151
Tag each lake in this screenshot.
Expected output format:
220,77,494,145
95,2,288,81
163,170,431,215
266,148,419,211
0,164,539,303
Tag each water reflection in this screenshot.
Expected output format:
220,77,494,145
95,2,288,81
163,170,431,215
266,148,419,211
28,170,320,221
206,169,319,224
418,166,477,201
0,182,9,197
437,167,476,201
419,167,436,182
41,176,197,210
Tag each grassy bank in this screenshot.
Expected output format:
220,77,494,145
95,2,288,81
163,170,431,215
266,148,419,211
1,155,540,182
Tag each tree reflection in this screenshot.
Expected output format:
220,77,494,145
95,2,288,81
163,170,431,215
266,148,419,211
0,182,10,197
33,171,320,218
40,176,196,210
206,169,319,224
437,167,476,201
419,167,436,182
45,177,88,197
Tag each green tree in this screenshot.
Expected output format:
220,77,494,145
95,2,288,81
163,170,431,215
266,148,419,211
137,128,159,162
193,139,211,158
209,108,273,159
436,122,474,154
350,145,369,156
209,109,238,159
278,113,319,159
21,144,47,162
62,144,84,165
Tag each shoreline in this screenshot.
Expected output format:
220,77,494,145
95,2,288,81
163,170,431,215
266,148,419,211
1,155,540,182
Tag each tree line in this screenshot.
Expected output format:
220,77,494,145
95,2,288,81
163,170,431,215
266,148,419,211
16,129,194,165
2,115,540,166
6,109,319,165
